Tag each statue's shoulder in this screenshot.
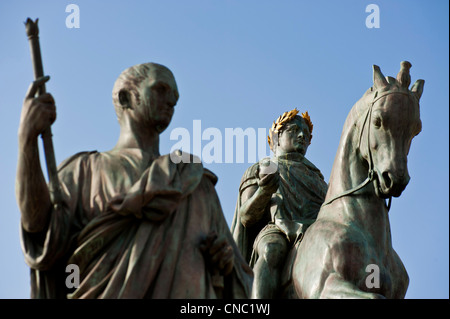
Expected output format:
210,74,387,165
57,150,98,172
163,150,219,186
203,168,218,186
242,162,259,180
239,162,260,192
303,156,325,181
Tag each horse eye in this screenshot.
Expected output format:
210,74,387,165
373,117,382,128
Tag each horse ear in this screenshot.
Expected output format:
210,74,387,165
396,61,412,88
373,65,388,89
411,79,425,100
386,76,397,85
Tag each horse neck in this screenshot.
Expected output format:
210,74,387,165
322,96,392,248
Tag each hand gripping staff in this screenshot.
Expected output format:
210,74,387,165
24,18,63,209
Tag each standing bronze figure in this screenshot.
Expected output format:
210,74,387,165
17,60,253,298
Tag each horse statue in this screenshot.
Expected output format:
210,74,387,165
290,61,424,299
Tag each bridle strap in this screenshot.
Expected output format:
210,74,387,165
372,90,414,105
321,90,411,210
321,102,375,207
320,173,374,208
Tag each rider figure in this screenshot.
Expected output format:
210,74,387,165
231,108,328,298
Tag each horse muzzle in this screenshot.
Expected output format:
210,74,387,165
374,170,410,198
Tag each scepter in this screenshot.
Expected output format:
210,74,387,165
24,18,62,208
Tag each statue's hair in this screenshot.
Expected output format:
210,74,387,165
112,62,174,118
267,108,313,151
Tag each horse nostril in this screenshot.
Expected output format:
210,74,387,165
382,171,393,189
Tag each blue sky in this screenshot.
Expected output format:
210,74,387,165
0,0,448,299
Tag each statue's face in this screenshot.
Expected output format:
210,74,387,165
134,67,179,133
276,116,311,156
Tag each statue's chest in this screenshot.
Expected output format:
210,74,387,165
86,158,149,218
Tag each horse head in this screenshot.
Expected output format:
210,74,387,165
360,61,424,199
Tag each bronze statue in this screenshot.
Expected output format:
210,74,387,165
292,62,424,298
17,62,253,298
231,109,328,298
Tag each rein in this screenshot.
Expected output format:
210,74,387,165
321,90,412,211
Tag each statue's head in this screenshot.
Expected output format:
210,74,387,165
268,108,313,157
112,63,179,133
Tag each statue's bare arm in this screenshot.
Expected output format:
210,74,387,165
239,167,279,227
16,77,56,233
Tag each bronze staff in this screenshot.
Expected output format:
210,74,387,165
24,18,62,207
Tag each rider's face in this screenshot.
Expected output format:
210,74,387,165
276,117,311,156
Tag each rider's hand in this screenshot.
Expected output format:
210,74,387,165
258,160,279,195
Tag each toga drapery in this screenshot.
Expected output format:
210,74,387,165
20,149,252,298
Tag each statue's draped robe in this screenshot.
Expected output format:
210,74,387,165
21,149,252,298
231,153,328,266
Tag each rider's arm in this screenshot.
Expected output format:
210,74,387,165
239,169,279,227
